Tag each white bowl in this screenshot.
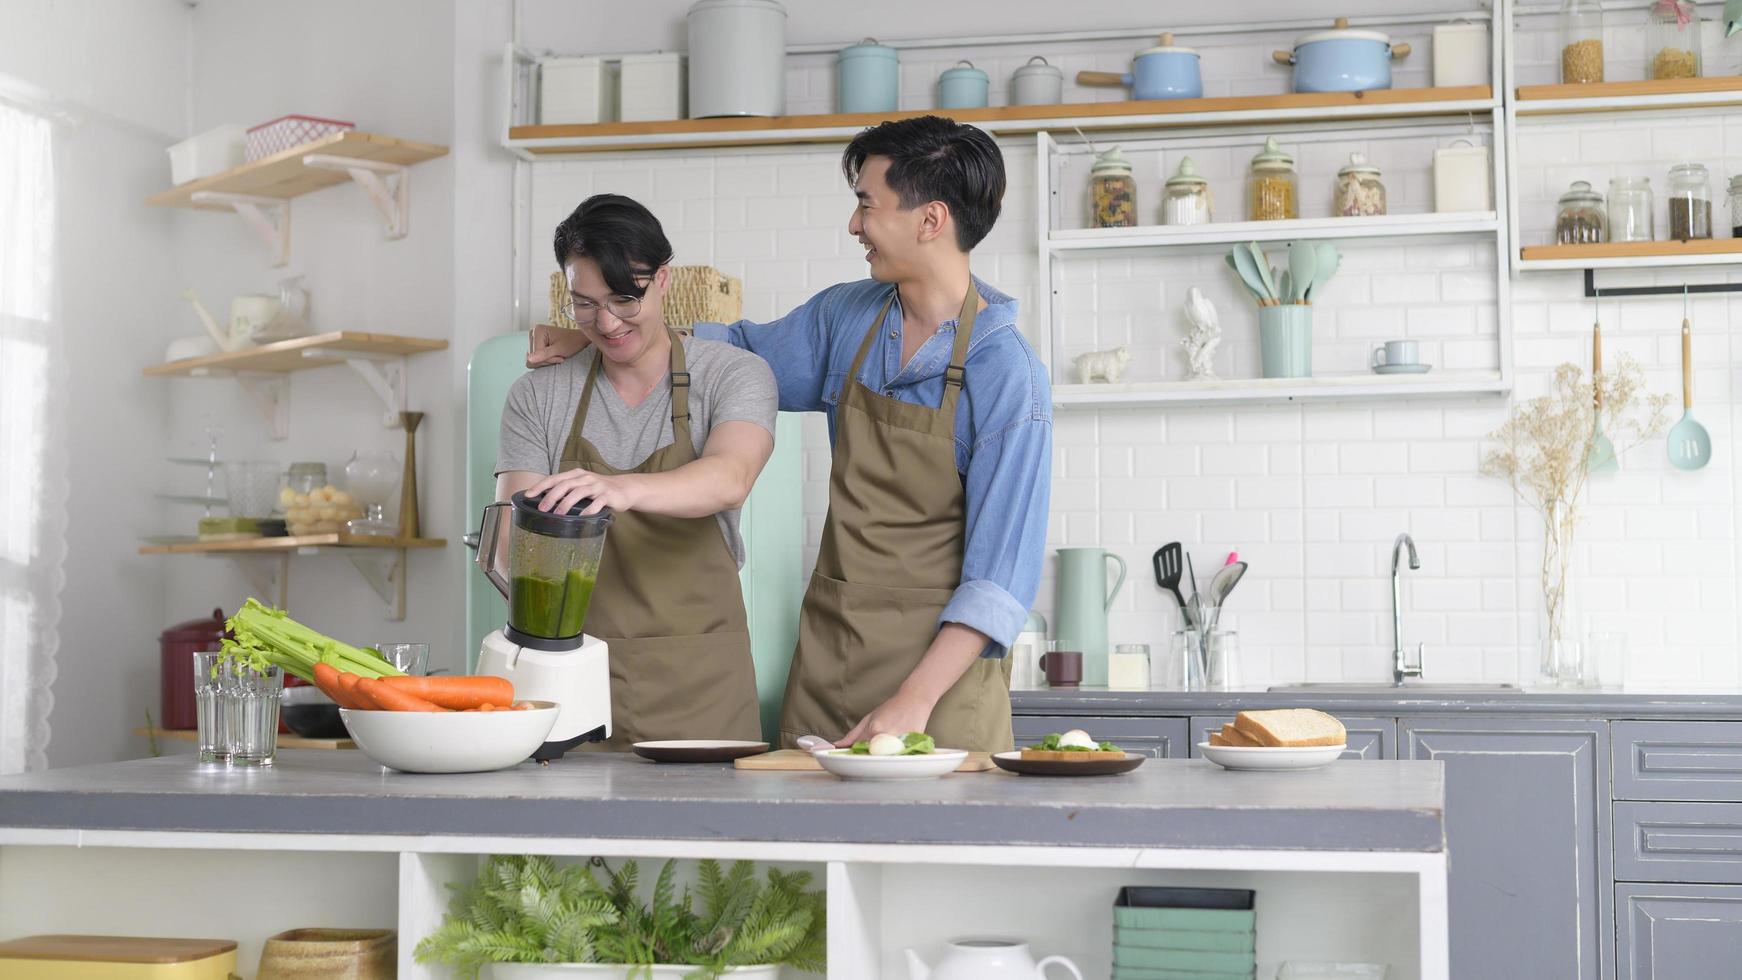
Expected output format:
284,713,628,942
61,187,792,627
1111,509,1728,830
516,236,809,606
1198,742,1346,771
339,702,558,773
812,747,968,780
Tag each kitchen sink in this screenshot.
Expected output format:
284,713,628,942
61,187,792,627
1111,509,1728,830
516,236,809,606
1267,682,1520,693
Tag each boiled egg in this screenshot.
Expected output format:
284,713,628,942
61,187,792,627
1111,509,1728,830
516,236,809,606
1058,729,1096,750
867,733,904,756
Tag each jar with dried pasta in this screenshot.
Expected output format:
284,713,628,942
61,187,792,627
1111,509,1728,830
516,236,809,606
1559,0,1604,83
1089,146,1137,228
1334,153,1386,217
1647,0,1700,80
1247,136,1297,222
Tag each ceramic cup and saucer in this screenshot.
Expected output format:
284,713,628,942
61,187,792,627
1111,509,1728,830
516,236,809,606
1371,339,1432,375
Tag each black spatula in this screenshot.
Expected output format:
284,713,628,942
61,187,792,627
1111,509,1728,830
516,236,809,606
1152,542,1189,619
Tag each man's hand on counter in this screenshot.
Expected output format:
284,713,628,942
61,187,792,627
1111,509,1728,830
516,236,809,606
527,323,589,368
525,467,643,516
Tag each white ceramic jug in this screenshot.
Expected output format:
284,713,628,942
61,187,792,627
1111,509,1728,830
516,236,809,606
905,938,1084,980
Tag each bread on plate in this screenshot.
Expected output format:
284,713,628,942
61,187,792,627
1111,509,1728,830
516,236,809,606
1229,708,1346,747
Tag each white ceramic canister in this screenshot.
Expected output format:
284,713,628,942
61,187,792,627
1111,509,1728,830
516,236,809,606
1010,56,1063,105
1433,137,1492,212
686,0,786,118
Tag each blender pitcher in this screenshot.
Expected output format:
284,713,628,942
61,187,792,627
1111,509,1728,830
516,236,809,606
477,491,612,646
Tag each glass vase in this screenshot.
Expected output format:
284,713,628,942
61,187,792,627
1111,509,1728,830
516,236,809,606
1537,501,1589,687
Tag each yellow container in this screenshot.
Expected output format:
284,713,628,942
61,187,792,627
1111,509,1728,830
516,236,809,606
0,935,238,979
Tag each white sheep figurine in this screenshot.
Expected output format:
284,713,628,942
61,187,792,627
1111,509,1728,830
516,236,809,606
1072,346,1132,384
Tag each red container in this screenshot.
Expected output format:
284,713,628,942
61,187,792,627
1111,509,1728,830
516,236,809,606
158,610,228,730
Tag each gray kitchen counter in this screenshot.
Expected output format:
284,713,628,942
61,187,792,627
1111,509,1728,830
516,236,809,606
1012,687,1742,719
0,749,1444,853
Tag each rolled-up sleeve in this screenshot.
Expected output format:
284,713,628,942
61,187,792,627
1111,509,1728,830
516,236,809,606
941,415,1053,658
691,286,840,412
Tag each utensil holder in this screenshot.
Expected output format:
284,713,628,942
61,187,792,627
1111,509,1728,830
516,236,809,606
1259,304,1312,378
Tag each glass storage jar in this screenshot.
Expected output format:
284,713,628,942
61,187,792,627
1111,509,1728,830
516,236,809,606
1608,176,1654,242
1161,155,1212,225
1647,0,1700,80
1666,162,1712,240
1728,174,1742,237
1089,146,1137,228
1247,136,1297,221
1334,153,1386,216
1555,180,1607,244
1560,0,1605,83
286,462,327,496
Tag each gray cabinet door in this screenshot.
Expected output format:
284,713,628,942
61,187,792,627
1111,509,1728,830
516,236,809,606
1613,721,1742,803
1402,718,1610,980
1614,801,1742,885
1617,883,1742,980
1188,715,1396,760
1011,716,1190,759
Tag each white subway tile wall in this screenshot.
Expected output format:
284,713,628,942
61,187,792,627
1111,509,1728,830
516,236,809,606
525,18,1741,690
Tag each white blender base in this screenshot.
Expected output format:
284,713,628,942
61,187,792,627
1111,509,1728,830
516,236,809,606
477,629,611,758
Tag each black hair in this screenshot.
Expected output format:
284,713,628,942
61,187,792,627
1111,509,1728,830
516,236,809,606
551,193,674,297
841,115,1005,251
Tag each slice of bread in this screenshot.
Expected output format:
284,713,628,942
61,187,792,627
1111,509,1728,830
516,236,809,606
1209,732,1229,746
1232,708,1346,747
1217,723,1260,747
1021,748,1125,761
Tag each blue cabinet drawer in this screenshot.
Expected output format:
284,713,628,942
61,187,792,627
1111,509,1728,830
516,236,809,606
1615,801,1742,885
1614,721,1742,802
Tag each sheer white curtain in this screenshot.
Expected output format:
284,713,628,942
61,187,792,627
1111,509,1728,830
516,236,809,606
0,101,65,774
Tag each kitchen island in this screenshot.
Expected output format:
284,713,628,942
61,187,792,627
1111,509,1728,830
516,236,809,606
0,750,1448,979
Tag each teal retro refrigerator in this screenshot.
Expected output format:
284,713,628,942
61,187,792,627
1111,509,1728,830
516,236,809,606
464,333,805,744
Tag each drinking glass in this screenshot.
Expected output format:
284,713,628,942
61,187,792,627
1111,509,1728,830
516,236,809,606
1108,643,1150,690
1206,630,1241,692
1167,630,1209,692
376,642,429,676
193,650,230,766
224,663,284,767
1586,632,1629,690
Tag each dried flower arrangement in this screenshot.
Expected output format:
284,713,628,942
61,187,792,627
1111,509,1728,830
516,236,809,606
1480,357,1670,683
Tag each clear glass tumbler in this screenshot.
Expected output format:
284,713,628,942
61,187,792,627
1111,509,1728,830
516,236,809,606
1586,632,1630,690
1205,631,1242,692
193,650,230,766
376,642,430,676
1168,630,1209,692
224,663,284,767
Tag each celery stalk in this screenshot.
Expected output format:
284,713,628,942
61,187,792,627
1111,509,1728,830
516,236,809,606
221,598,402,682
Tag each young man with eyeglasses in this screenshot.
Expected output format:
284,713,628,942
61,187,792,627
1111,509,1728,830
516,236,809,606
496,193,779,750
530,117,1052,753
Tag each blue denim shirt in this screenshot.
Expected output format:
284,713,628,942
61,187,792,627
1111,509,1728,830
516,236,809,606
694,276,1053,658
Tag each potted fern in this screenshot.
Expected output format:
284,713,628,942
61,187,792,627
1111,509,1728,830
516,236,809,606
414,854,826,980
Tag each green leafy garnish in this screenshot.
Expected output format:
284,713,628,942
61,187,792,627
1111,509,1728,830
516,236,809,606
844,732,936,755
1032,732,1121,752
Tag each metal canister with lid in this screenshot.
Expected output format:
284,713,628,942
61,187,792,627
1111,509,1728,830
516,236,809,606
1010,56,1063,105
937,60,988,109
1248,136,1298,221
1555,180,1607,244
1334,153,1386,216
1162,156,1212,225
1090,146,1137,228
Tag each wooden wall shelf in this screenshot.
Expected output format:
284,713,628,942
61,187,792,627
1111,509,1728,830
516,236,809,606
143,331,448,377
147,132,448,210
1518,239,1742,271
1515,77,1742,115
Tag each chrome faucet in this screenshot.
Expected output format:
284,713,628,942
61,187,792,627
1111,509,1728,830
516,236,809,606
1391,533,1424,685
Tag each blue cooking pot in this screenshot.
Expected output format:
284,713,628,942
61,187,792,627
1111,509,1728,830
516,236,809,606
1076,32,1202,101
1274,20,1412,93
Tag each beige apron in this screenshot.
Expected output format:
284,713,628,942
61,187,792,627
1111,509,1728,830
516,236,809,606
778,284,1013,753
561,330,761,750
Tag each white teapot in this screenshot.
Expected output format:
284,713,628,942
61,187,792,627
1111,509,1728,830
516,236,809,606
905,938,1083,980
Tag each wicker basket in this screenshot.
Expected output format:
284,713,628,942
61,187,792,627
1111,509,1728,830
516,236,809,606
548,266,742,330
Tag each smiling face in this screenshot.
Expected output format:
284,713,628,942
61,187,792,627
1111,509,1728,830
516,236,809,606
563,257,667,366
847,155,940,284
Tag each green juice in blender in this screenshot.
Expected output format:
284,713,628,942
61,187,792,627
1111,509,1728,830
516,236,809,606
510,569,597,638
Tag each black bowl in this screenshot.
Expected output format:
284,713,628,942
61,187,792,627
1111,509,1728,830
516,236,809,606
280,686,348,739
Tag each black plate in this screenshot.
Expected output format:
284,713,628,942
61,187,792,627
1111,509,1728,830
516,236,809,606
281,702,348,739
632,740,770,763
991,751,1146,776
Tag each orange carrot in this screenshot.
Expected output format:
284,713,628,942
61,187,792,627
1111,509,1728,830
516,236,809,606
312,662,358,708
356,677,445,712
379,674,513,710
336,670,373,708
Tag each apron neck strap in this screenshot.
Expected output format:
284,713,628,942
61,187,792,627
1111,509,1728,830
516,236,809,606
574,328,692,440
846,280,980,388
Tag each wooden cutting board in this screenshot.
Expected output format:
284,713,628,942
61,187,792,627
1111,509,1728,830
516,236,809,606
735,749,995,772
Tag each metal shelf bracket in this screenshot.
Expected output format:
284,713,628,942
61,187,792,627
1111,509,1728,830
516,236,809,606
189,191,291,267
233,554,289,609
346,547,409,621
303,154,410,239
234,373,290,440
1583,268,1742,297
331,353,408,427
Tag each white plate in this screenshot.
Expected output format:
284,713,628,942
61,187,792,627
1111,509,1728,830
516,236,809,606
1198,742,1346,771
340,701,559,773
812,747,968,780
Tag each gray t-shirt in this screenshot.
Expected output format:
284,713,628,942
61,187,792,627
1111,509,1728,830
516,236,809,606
495,336,777,567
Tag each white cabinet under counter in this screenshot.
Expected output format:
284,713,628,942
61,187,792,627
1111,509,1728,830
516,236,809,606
0,750,1448,979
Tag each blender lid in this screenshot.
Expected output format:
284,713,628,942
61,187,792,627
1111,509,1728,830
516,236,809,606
511,490,614,538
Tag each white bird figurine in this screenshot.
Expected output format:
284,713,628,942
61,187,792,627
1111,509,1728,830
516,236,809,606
1180,286,1221,381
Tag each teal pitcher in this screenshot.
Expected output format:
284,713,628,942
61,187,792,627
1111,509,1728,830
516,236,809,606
1053,547,1128,686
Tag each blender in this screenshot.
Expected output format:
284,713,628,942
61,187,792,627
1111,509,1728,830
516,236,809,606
475,490,612,760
